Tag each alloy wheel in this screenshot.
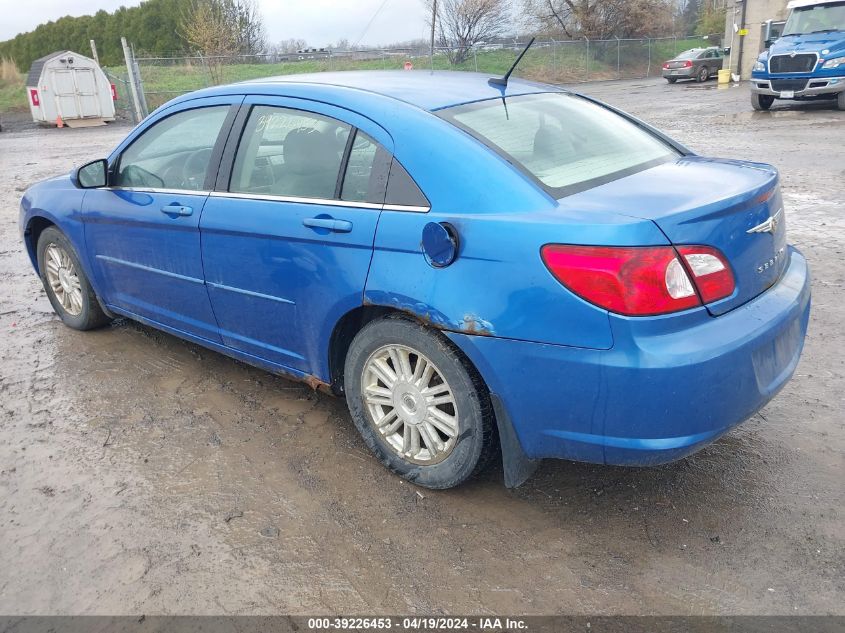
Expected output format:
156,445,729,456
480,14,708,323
361,344,459,465
44,243,83,316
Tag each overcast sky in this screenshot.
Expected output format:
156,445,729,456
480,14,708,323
0,0,437,46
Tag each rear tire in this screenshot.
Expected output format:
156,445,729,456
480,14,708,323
751,92,775,111
697,66,709,82
344,316,496,489
666,77,677,84
36,226,111,331
837,91,845,111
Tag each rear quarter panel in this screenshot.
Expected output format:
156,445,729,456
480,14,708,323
365,111,671,349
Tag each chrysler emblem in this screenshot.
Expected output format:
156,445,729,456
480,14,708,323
747,208,783,235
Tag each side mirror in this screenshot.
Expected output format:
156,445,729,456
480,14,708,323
73,158,108,189
764,39,775,49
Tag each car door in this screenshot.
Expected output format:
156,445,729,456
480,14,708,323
704,49,716,75
83,97,241,342
695,51,707,76
199,97,393,375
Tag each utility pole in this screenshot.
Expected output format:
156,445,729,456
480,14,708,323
429,0,437,71
89,40,100,66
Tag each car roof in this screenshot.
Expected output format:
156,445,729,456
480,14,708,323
199,70,562,112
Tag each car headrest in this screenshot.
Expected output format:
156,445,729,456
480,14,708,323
283,127,341,174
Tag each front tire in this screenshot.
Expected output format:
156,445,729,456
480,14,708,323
837,91,845,111
36,226,111,330
751,92,775,111
344,316,496,489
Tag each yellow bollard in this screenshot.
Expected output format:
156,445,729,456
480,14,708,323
718,69,732,85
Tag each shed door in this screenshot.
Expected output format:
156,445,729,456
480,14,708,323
50,68,101,119
51,70,79,119
73,68,100,117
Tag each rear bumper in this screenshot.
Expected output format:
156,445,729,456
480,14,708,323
750,75,845,97
663,68,694,79
447,247,811,466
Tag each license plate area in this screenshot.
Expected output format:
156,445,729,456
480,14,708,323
752,318,801,394
780,90,795,98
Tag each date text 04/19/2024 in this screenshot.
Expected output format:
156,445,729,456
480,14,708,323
306,617,528,631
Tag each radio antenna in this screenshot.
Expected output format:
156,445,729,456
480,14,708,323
488,37,535,87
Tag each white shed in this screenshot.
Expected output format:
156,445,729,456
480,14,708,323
26,50,116,127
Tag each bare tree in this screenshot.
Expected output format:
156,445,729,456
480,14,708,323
227,0,267,55
181,0,237,82
426,0,510,64
522,0,674,39
181,0,267,82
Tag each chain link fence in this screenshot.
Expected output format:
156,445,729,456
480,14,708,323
123,36,713,115
102,69,137,122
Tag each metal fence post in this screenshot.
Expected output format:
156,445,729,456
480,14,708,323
647,38,652,78
199,53,212,87
616,37,621,79
131,43,149,117
121,37,144,123
474,49,478,72
584,36,590,82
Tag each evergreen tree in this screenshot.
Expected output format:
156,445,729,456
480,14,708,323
0,0,195,68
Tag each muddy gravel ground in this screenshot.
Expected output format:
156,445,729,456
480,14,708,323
0,78,842,616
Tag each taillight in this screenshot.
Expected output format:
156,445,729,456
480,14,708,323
540,245,735,316
662,62,670,69
683,60,693,68
676,246,735,303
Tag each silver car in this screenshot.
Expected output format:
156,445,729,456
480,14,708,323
662,47,724,83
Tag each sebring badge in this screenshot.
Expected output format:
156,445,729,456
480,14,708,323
747,207,783,235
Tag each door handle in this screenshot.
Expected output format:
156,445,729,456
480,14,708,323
161,204,193,217
302,217,353,233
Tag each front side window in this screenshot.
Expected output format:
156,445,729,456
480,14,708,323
230,105,351,200
440,93,679,197
115,106,229,190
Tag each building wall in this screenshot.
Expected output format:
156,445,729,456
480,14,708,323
723,0,790,78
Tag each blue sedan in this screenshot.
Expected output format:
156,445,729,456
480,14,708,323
19,71,811,489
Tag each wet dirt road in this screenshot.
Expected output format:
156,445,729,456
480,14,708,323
0,79,842,615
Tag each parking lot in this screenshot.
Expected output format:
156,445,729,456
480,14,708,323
0,77,842,616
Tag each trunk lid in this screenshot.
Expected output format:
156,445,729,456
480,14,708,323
557,156,788,316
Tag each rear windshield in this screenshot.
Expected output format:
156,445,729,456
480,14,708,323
439,93,679,198
676,49,703,59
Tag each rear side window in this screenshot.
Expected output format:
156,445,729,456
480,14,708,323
340,130,391,204
115,106,229,190
385,160,429,209
439,93,678,198
230,105,350,199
